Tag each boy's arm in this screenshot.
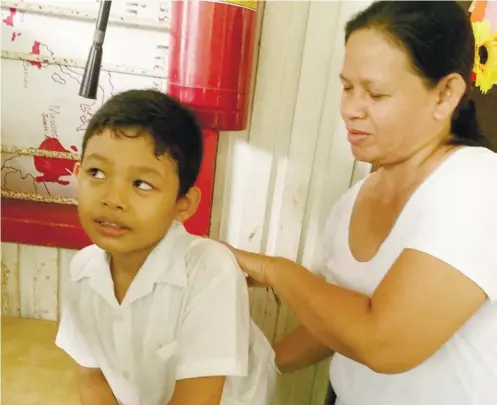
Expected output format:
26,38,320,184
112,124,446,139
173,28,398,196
167,376,226,405
79,367,118,405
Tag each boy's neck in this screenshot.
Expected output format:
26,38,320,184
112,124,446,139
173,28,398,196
109,248,152,276
109,248,155,304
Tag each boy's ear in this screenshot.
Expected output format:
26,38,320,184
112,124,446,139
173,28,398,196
74,163,81,178
175,186,201,223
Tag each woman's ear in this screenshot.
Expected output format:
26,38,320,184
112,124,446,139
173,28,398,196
175,186,201,223
433,73,466,121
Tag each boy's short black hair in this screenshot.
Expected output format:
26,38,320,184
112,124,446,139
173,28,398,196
82,89,203,197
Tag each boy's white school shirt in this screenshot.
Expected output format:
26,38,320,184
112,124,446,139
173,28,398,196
56,221,277,405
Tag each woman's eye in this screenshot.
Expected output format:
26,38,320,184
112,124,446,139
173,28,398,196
135,180,153,191
369,92,385,100
89,168,105,179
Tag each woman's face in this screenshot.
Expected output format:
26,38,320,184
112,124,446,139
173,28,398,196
340,29,447,166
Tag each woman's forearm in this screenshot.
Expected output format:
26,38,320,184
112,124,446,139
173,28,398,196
268,257,375,365
274,325,334,373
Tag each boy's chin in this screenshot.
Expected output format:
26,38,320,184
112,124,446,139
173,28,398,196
88,231,157,257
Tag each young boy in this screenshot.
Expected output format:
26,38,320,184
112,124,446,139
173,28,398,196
56,90,277,405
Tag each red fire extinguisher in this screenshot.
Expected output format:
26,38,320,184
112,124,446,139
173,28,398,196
167,0,258,237
168,0,258,131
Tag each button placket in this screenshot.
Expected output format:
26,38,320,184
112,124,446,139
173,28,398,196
113,310,132,382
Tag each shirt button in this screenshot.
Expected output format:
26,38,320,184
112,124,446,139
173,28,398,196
123,371,129,380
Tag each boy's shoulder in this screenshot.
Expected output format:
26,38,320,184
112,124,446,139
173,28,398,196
169,230,246,287
183,236,241,277
185,236,233,261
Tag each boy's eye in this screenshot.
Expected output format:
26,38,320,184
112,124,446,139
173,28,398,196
89,168,105,179
134,180,153,191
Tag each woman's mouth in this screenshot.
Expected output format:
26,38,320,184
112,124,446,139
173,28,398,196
347,129,370,144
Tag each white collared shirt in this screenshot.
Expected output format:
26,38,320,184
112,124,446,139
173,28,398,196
56,222,277,405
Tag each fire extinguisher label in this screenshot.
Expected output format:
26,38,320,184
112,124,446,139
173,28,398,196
221,0,257,11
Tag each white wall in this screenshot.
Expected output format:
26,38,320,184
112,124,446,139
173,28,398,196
1,1,372,403
211,1,372,403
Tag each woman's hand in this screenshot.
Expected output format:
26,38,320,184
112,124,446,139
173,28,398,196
223,243,276,287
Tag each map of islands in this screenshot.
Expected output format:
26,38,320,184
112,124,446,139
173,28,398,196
1,3,169,199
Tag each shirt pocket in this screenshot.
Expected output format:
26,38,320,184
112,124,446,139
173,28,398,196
155,339,179,384
156,340,178,362
138,340,179,405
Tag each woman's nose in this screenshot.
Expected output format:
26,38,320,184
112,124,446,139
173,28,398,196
341,91,367,121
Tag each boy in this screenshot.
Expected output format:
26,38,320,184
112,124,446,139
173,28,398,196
56,90,277,405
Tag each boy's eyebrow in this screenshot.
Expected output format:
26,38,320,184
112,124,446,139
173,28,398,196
85,153,109,162
85,153,162,177
132,166,162,177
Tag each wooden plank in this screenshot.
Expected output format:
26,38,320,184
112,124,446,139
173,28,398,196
253,1,336,402
240,0,311,334
263,3,341,404
58,248,78,320
1,242,20,317
270,2,373,404
19,245,59,320
270,0,340,343
19,245,34,318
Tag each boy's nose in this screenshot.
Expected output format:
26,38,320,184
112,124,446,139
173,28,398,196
102,199,125,210
101,185,127,211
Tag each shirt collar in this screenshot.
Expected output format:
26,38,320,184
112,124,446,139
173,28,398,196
71,221,191,307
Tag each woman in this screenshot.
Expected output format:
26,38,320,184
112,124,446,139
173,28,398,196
226,2,497,405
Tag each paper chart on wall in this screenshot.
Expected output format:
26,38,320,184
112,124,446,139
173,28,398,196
1,1,171,199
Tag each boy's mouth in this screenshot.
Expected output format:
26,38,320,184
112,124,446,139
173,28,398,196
98,221,126,229
94,216,130,227
93,217,132,237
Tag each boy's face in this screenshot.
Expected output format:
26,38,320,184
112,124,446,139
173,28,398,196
76,128,199,256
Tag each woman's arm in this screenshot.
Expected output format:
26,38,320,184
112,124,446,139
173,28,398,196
274,325,334,372
264,249,486,373
78,367,118,405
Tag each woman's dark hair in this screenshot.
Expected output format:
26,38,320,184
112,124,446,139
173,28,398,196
345,1,487,147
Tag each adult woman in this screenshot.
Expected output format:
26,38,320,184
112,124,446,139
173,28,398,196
226,2,497,405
